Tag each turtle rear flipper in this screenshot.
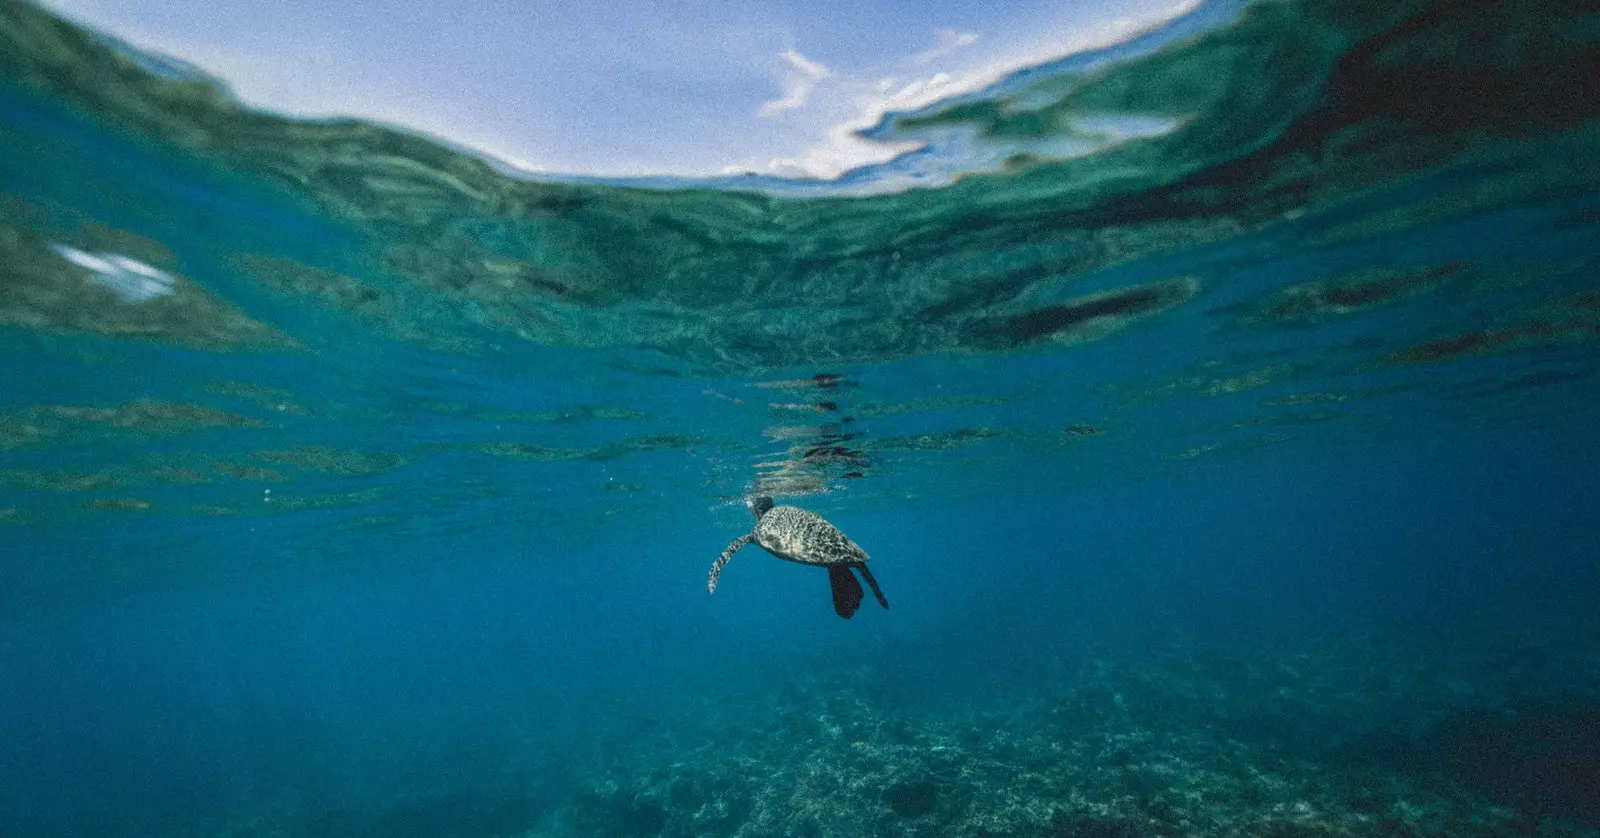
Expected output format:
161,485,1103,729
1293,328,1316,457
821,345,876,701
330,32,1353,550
855,564,888,610
828,565,865,618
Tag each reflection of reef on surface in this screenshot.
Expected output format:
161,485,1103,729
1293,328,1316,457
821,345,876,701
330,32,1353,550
260,487,392,513
3,469,124,493
203,382,312,416
0,450,322,497
752,374,859,390
234,253,486,354
0,216,297,351
986,278,1200,348
85,497,151,511
1247,262,1465,323
1264,391,1356,406
873,427,1003,452
0,399,266,452
0,417,53,450
177,487,393,519
251,447,414,478
54,399,259,433
478,434,704,464
1199,363,1297,396
1391,291,1600,364
852,393,1014,421
507,406,652,424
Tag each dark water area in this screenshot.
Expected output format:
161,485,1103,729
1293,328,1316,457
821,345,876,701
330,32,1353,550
3,0,1600,835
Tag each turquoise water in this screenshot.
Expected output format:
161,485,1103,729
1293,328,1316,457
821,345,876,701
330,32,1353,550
3,0,1600,835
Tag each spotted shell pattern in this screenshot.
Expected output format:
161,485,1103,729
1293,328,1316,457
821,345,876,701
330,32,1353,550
754,506,870,566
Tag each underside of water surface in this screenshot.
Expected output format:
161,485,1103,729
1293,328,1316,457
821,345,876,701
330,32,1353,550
2,0,1599,835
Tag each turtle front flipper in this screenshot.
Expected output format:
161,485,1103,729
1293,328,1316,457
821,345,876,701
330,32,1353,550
709,533,755,594
855,563,889,610
828,565,865,619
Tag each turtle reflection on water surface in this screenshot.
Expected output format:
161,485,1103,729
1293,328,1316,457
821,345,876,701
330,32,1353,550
707,496,888,619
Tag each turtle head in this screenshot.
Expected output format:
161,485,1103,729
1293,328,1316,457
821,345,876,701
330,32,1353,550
746,495,774,519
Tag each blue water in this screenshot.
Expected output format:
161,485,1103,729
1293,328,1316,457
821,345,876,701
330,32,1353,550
4,0,1600,835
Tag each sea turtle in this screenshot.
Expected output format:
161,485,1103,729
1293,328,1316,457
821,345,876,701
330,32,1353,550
707,496,889,619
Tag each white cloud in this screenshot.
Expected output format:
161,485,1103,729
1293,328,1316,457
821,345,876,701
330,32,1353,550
759,48,832,117
750,0,1202,181
910,29,979,64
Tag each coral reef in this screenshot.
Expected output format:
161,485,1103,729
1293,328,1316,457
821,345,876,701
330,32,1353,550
529,630,1600,838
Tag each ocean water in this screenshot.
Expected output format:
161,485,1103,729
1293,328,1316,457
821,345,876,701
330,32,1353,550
3,0,1600,835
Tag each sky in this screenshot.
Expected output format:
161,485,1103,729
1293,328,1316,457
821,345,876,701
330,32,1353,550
40,0,1198,179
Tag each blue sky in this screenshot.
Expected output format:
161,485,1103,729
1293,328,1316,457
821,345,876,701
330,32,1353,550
41,0,1197,179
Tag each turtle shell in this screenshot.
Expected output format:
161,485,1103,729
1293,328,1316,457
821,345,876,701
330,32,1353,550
753,505,869,566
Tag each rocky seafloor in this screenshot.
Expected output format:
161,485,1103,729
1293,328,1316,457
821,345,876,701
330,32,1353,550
208,624,1600,838
526,628,1600,838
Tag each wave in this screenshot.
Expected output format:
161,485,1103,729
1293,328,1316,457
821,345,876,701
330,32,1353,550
3,0,1599,370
